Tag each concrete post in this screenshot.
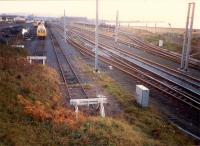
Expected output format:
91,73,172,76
42,59,45,66
184,3,195,71
180,3,195,71
64,9,66,42
181,3,191,69
115,11,119,43
75,104,79,119
100,100,105,117
95,0,99,72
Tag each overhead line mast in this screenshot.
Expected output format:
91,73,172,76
64,9,66,42
115,10,119,43
180,2,195,71
95,0,99,72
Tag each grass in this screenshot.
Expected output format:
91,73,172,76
75,58,195,146
0,45,64,145
144,34,182,53
69,83,92,90
163,43,182,53
0,45,169,146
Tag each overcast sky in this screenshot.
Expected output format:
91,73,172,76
0,0,199,28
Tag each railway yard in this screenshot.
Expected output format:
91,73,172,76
52,22,200,138
0,10,200,145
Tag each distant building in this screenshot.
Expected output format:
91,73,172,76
0,15,17,22
0,17,3,22
6,17,15,22
14,16,26,23
1,16,7,21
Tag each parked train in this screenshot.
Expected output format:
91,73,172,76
36,24,47,39
33,21,38,28
33,20,41,28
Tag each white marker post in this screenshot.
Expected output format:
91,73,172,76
99,98,105,117
27,56,47,66
70,97,107,118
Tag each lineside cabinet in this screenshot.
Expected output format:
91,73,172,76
136,85,150,107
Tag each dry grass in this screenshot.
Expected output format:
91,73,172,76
18,95,86,130
0,45,196,146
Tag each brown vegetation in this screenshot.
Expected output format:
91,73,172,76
0,45,196,145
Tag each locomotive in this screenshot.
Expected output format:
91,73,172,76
36,24,47,39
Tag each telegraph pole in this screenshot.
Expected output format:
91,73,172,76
168,23,173,43
64,9,66,42
115,10,119,43
95,0,99,72
180,2,195,71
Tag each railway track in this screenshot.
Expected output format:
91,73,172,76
56,25,200,98
34,39,46,56
49,28,88,100
119,31,200,70
57,24,200,89
69,28,200,94
55,24,200,111
73,24,200,70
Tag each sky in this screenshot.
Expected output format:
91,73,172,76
0,0,199,28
